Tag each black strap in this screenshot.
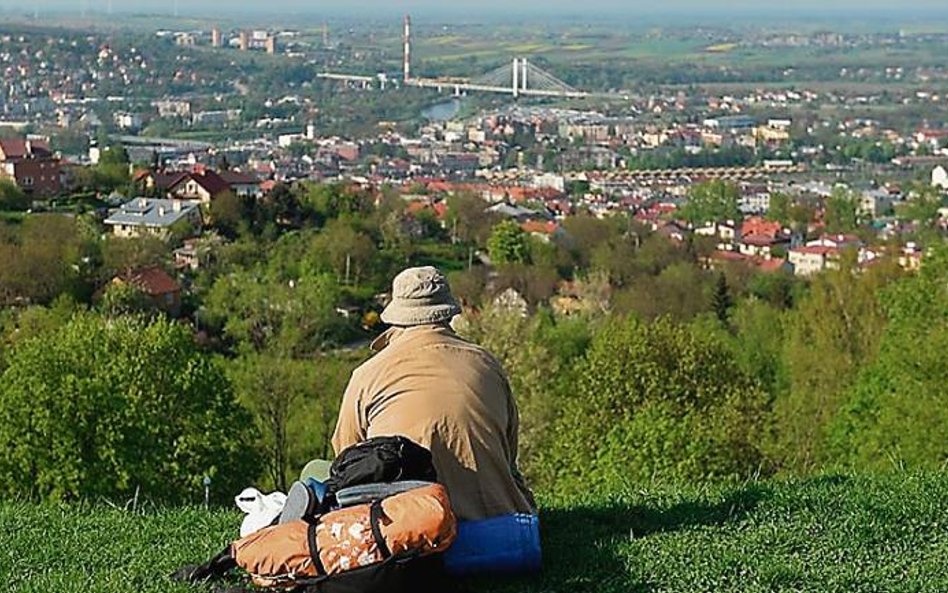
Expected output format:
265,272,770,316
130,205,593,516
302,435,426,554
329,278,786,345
307,522,327,576
369,501,392,559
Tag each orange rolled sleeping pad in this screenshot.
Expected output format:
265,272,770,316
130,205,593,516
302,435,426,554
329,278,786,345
231,483,457,588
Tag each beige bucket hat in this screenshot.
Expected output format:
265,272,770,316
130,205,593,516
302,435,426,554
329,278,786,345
381,266,461,326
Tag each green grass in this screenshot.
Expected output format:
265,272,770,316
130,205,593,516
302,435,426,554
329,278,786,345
5,473,948,592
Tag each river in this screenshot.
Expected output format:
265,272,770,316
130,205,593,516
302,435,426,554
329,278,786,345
421,98,462,121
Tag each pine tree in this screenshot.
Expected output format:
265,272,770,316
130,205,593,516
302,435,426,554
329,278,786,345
712,273,733,324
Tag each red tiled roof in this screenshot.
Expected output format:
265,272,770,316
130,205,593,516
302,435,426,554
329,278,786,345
0,139,49,160
791,245,839,256
742,233,781,247
815,233,860,246
712,250,788,273
712,251,749,263
29,139,52,156
122,266,181,296
0,139,28,160
741,216,782,239
756,258,787,273
166,170,231,197
521,220,559,235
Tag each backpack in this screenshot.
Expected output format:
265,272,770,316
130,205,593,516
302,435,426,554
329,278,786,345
326,436,438,497
234,483,456,592
281,436,439,522
173,439,453,593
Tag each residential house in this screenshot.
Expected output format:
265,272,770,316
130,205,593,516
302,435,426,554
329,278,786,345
104,197,202,239
807,233,862,250
859,188,896,219
738,217,793,257
135,169,189,195
0,138,63,196
111,266,182,317
788,245,839,276
219,170,263,198
168,168,232,204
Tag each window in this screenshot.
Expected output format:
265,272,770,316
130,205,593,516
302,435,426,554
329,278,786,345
21,176,33,186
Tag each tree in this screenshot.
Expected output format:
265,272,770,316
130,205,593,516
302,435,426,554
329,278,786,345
614,262,712,322
824,187,859,234
100,234,169,280
204,267,349,356
210,190,252,238
97,282,154,318
492,262,559,307
0,314,259,503
445,192,499,247
230,354,307,492
98,144,130,167
0,178,28,211
457,306,568,475
830,246,948,471
305,220,378,287
261,183,303,230
448,266,488,307
770,255,900,473
711,273,733,324
767,192,792,224
229,352,359,492
0,215,83,305
487,220,529,265
680,180,741,225
536,316,768,494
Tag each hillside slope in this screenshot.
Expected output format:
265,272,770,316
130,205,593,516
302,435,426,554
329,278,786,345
4,472,948,593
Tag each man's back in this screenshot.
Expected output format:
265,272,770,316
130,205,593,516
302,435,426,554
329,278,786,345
332,324,536,521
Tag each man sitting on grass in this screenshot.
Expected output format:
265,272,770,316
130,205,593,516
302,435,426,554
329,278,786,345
332,266,541,574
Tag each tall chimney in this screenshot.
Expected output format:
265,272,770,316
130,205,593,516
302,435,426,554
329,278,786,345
403,15,412,82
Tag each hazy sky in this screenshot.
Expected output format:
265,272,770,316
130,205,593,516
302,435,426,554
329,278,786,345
11,0,948,16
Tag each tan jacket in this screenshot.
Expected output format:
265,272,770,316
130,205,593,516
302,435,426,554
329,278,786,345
332,324,537,521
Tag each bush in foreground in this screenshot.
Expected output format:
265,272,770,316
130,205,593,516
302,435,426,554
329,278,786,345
0,313,260,504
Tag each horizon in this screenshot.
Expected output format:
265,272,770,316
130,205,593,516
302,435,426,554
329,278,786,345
9,0,948,20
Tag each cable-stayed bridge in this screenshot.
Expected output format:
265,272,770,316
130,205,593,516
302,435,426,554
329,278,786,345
405,58,587,99
316,15,593,100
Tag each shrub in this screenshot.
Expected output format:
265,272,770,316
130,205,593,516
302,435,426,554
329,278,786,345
535,317,768,494
0,313,260,503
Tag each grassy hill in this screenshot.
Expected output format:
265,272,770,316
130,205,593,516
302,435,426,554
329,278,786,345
4,472,948,593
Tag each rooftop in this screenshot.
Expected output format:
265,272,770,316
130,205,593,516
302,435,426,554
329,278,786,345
104,198,199,229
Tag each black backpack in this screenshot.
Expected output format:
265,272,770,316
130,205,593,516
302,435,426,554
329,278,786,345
324,436,438,503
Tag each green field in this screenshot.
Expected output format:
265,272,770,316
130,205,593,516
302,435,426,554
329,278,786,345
6,472,948,593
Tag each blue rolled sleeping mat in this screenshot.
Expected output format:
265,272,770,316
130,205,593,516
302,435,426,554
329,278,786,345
443,513,542,576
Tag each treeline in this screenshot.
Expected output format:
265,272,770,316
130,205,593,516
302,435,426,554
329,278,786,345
467,248,948,495
0,180,945,504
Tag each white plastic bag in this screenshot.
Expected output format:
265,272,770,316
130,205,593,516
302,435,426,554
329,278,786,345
235,487,287,537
